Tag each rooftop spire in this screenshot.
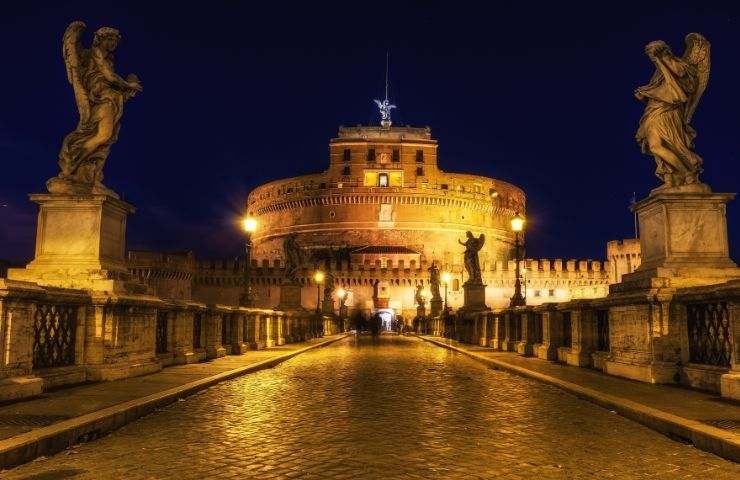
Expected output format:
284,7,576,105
374,51,396,128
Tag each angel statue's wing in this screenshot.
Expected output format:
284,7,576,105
388,103,397,110
682,32,710,124
373,99,383,109
62,21,91,124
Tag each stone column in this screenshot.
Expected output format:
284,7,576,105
566,303,597,367
232,312,248,354
276,314,286,345
490,314,505,350
478,312,488,346
205,311,226,359
536,305,560,360
516,309,535,356
171,309,198,364
502,312,517,351
721,300,740,400
265,314,275,348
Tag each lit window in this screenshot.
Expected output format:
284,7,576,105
378,173,389,187
364,171,378,186
389,172,403,187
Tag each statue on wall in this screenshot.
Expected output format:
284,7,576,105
323,271,335,301
283,234,303,284
50,21,142,194
459,231,485,284
414,284,425,307
635,33,710,189
428,261,441,301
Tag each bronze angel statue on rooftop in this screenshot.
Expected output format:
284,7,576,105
50,21,142,194
635,33,710,189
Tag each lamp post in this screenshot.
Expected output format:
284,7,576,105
337,287,347,332
441,272,451,311
241,216,257,307
510,212,526,307
313,270,324,314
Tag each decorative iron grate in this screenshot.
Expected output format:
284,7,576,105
155,311,168,354
562,312,572,348
596,309,610,352
513,314,522,342
193,313,202,349
687,302,731,367
533,313,543,344
33,303,77,369
221,314,232,346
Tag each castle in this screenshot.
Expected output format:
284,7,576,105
130,124,634,318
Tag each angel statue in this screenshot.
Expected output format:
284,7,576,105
49,21,142,195
373,98,396,127
428,261,442,301
459,231,485,285
283,234,303,284
635,33,710,189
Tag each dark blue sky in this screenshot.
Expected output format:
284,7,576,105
1,1,739,263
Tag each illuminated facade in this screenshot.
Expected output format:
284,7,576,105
196,125,611,318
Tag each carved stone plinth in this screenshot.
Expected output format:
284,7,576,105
322,298,335,315
278,283,302,309
8,193,137,292
429,298,442,318
623,190,740,289
462,282,488,311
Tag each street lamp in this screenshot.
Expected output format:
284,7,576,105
510,212,526,307
441,272,451,311
337,287,347,331
313,270,325,314
241,216,257,307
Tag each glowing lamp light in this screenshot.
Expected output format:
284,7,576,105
313,271,325,283
337,288,346,299
511,213,525,232
243,217,257,233
422,289,431,299
441,272,452,284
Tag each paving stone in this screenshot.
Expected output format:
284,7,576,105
3,335,739,479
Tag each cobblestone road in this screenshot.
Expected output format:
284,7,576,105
6,335,740,479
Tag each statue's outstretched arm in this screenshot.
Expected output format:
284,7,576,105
92,49,139,91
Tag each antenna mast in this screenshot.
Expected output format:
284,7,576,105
374,51,397,128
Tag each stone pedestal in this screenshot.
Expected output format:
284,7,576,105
322,298,335,315
603,189,740,384
463,282,488,310
8,193,137,292
278,283,302,309
625,189,739,288
429,298,442,318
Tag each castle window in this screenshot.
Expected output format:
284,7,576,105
453,279,460,291
343,148,351,162
416,149,424,163
319,183,326,189
378,173,389,187
392,149,400,162
440,184,448,190
548,289,555,297
342,165,350,176
416,166,424,176
367,148,376,163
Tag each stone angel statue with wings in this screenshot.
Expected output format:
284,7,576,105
52,21,142,194
635,33,710,190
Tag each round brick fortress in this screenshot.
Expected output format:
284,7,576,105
247,126,525,272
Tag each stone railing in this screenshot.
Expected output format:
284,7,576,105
0,279,331,402
430,279,740,400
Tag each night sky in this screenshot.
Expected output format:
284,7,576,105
2,1,739,263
